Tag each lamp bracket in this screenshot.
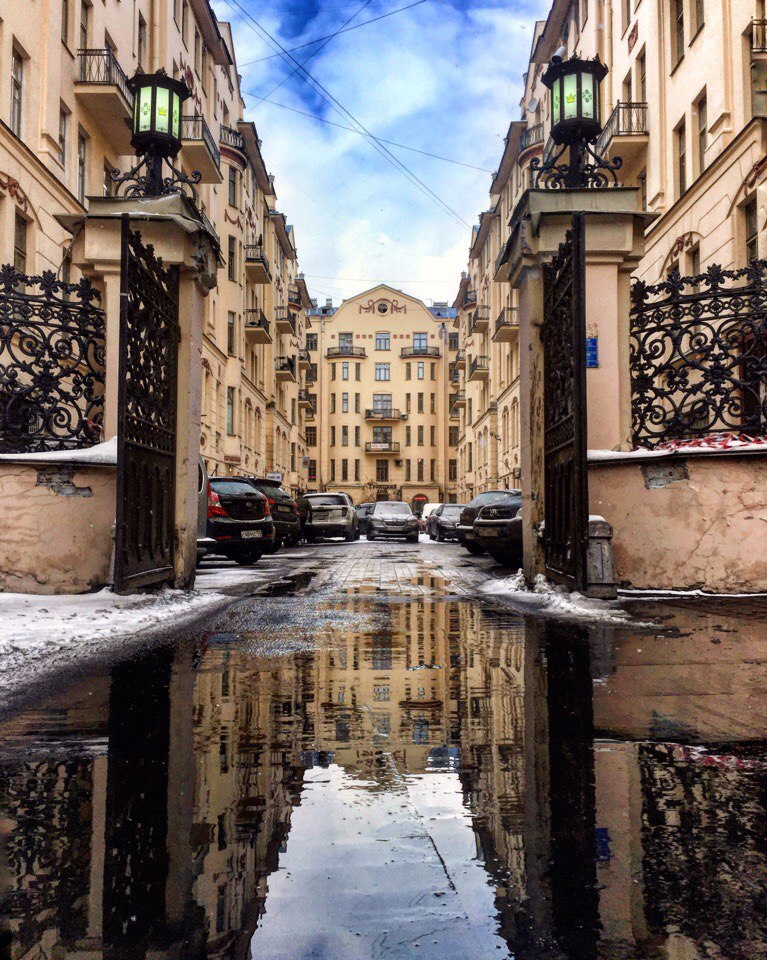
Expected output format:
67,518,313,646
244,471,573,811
111,152,202,203
530,139,622,190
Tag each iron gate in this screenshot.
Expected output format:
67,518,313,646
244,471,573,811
114,216,180,592
541,212,589,590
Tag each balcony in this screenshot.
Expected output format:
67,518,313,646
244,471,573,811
452,390,466,407
364,441,400,455
288,284,301,311
519,122,544,157
449,405,460,420
452,351,466,370
326,345,366,359
468,356,489,381
275,308,296,335
298,389,315,409
219,124,246,153
275,356,297,382
493,307,519,342
244,309,271,344
180,115,222,183
470,306,490,335
461,289,478,312
244,244,271,284
754,18,767,53
400,345,441,358
595,102,648,169
298,348,311,370
74,49,133,153
365,408,402,421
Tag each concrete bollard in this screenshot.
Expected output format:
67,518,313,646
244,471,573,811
586,516,617,599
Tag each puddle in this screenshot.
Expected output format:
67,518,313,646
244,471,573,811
1,598,767,958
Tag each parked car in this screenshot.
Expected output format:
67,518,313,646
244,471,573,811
473,502,523,566
419,502,443,532
457,489,522,555
427,503,465,541
367,501,420,543
244,477,301,550
304,492,359,541
356,502,375,535
205,477,274,564
196,457,216,563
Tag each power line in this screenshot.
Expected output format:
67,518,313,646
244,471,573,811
252,95,493,172
239,0,430,66
305,274,453,282
221,0,472,230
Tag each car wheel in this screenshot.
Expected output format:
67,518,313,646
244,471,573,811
436,529,445,542
464,541,485,556
265,538,282,554
286,534,301,547
367,532,376,541
354,528,361,541
407,534,419,544
233,550,262,565
345,529,356,542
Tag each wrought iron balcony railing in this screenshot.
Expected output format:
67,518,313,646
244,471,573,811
326,345,366,358
469,356,489,378
219,124,246,151
470,305,490,334
274,307,296,334
77,48,132,104
244,244,270,276
365,408,402,420
288,284,301,305
753,18,767,52
180,115,221,169
596,102,649,155
244,309,270,336
364,441,400,453
400,345,441,358
275,356,296,375
519,122,544,152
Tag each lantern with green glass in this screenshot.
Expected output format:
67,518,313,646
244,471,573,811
543,54,608,147
127,69,190,194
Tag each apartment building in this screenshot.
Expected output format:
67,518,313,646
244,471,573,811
304,285,460,508
0,0,311,495
455,0,767,498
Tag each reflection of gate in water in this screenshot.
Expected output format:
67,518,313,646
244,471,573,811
114,216,180,592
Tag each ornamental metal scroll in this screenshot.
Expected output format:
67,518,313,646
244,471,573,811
0,265,105,453
630,262,767,448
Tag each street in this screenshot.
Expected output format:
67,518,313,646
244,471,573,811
2,541,766,959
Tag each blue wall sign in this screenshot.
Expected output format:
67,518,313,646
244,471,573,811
586,336,599,368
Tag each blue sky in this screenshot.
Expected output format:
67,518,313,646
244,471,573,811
212,0,550,305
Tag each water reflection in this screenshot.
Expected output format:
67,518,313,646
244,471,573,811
1,598,767,958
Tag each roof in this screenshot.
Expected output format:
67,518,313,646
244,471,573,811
270,210,298,260
489,121,527,195
191,0,232,65
428,306,458,319
468,205,500,260
237,121,271,193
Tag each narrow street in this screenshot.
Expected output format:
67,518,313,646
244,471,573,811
2,542,766,959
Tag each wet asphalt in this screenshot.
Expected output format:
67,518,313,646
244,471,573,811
1,539,767,959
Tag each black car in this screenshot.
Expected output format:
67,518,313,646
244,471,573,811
244,477,301,550
427,503,465,541
206,477,274,564
356,502,375,535
366,501,419,543
457,489,522,555
473,501,523,566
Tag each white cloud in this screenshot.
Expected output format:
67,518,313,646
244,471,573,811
214,0,550,304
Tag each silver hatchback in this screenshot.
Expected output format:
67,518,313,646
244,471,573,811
304,492,360,542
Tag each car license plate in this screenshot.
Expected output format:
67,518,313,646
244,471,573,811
481,528,501,538
242,530,263,539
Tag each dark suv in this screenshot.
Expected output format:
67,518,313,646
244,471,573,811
206,477,274,564
243,477,301,550
457,489,522,555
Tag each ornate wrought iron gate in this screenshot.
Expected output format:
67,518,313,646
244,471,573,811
114,216,180,592
541,212,589,590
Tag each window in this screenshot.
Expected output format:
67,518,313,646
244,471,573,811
355,363,361,381
746,199,759,263
468,398,472,424
138,15,148,70
373,393,392,412
342,361,349,381
194,28,200,75
181,0,188,42
330,394,336,413
448,332,459,351
306,426,317,446
11,51,24,137
308,458,317,481
467,443,473,470
405,426,411,446
417,361,424,380
430,363,436,380
676,120,687,197
342,458,348,481
62,0,70,43
695,0,704,34
413,332,428,351
227,311,236,355
430,426,436,446
77,132,87,203
449,459,457,481
638,170,647,210
354,459,360,481
674,0,684,65
373,426,392,444
13,214,27,274
228,236,236,281
355,393,360,413
406,459,412,480
103,163,115,197
405,393,411,412
342,425,349,446
430,394,435,414
430,459,435,481
417,425,424,446
690,245,701,293
331,460,336,481
339,332,353,350
226,387,235,435
417,393,424,413
201,47,208,93
306,332,318,351
79,1,89,48
417,459,424,482
637,50,646,101
330,426,336,446
376,459,389,482
228,165,237,206
405,362,411,381
342,392,349,413
309,362,318,381
354,425,360,446
697,94,707,174
376,332,390,350
375,363,390,381
331,364,336,381
449,426,459,446
621,0,630,32
58,109,68,166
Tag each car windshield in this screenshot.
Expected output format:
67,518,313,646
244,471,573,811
374,503,411,516
308,495,346,506
442,506,462,516
468,491,518,508
257,484,291,498
210,480,261,496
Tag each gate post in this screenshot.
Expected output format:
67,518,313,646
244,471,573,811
503,189,650,585
64,195,218,590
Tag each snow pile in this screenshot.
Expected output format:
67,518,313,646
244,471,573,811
0,436,118,465
480,572,639,624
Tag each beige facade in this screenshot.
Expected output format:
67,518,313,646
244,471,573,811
455,0,767,498
0,0,311,498
305,285,459,507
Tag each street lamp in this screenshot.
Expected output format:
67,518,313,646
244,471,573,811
532,53,620,189
112,69,201,199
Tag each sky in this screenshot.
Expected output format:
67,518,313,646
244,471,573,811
211,0,550,306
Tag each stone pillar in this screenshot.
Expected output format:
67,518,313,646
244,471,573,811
66,194,218,589
503,188,650,581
